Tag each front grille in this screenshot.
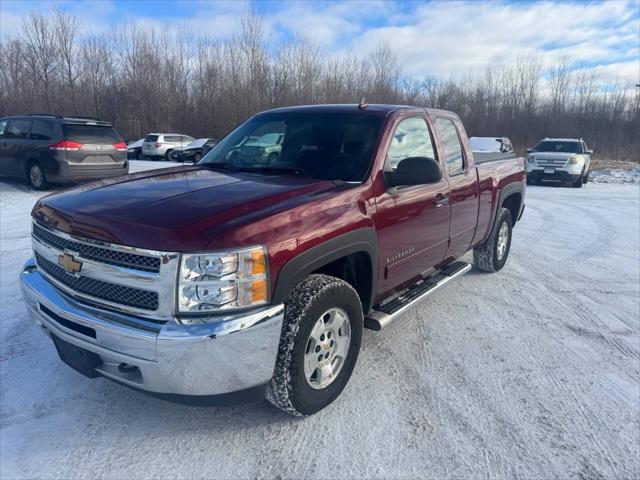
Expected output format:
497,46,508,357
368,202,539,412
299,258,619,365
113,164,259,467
33,224,160,273
535,158,568,168
35,252,159,311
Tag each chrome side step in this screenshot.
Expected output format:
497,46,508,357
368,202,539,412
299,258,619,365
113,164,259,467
364,261,472,331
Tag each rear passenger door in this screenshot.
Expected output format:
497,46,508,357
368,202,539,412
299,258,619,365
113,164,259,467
433,116,479,260
2,119,32,177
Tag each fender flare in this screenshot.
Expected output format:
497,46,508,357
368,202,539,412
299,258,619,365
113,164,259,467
271,228,378,312
498,182,524,224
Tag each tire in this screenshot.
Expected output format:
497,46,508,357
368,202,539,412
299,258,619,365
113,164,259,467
27,162,47,190
526,177,533,186
573,170,584,188
165,150,173,161
136,149,143,160
266,274,363,416
473,207,513,273
194,153,202,162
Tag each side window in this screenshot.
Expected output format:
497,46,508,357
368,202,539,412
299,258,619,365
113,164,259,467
30,119,54,140
385,117,437,171
4,119,32,140
0,119,6,137
435,118,465,175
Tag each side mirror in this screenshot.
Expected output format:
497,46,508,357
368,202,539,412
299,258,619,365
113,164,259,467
384,157,442,187
526,148,534,153
586,149,593,155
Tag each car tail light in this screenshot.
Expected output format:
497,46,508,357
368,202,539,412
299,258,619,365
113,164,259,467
49,140,83,151
113,141,127,152
154,143,161,148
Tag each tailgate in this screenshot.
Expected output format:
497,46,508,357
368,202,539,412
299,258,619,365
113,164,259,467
63,123,125,165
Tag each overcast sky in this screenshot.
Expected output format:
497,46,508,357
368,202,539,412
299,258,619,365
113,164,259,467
1,0,638,84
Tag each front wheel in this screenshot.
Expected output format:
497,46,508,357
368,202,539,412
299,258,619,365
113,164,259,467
267,274,363,416
27,162,47,190
473,207,513,272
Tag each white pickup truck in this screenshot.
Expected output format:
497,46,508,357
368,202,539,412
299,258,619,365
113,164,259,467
526,138,592,188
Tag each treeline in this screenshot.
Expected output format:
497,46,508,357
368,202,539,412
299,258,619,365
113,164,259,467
1,9,637,159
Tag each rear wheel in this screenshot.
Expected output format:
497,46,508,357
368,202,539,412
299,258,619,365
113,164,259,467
27,162,47,190
193,153,202,162
165,150,173,161
267,274,363,416
136,149,143,160
473,207,513,272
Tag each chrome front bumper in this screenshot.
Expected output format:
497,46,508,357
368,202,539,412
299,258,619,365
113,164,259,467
20,257,284,399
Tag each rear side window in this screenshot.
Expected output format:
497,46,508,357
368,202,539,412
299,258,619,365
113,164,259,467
165,135,182,143
0,119,6,137
4,119,32,139
435,118,465,175
385,117,436,171
62,124,121,144
145,134,159,142
30,119,55,140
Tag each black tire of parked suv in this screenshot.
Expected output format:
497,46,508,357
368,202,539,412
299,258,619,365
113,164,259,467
27,162,48,190
266,274,363,416
526,177,533,186
473,207,513,273
194,153,202,162
136,150,143,160
165,150,173,161
573,168,584,188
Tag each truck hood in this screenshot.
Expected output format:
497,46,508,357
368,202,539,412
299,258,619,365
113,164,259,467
32,166,335,251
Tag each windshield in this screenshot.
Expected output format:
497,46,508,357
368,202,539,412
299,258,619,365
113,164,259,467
186,138,209,148
199,112,384,181
534,141,582,154
470,137,502,152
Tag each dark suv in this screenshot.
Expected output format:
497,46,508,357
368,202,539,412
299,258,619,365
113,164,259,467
0,114,129,189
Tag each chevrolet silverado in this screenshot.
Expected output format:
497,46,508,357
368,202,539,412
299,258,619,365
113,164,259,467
20,104,526,416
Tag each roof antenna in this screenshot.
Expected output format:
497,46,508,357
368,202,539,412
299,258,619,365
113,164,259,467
358,97,368,109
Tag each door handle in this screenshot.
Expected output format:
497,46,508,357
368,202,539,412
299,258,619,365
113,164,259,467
433,194,449,207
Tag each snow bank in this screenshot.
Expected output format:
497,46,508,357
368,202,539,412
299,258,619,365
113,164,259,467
590,164,640,184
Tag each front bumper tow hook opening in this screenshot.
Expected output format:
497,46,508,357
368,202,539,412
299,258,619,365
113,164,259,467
118,363,138,374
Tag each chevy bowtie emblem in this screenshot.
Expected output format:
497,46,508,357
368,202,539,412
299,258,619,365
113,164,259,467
58,253,82,275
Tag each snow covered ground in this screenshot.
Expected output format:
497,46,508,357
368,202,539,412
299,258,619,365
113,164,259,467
1,163,639,479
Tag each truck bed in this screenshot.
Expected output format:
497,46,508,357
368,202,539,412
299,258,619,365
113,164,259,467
473,151,518,164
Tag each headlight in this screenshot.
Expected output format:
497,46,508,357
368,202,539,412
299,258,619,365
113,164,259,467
178,246,268,313
568,156,581,165
527,156,535,163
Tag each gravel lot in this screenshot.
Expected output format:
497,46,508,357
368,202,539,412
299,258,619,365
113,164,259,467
1,163,639,479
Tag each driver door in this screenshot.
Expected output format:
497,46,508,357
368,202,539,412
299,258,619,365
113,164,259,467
372,115,451,299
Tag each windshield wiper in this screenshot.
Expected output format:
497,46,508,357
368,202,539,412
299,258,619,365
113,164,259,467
232,166,310,176
198,162,234,170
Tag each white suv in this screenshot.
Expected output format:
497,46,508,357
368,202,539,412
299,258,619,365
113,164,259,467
142,133,195,160
526,138,592,188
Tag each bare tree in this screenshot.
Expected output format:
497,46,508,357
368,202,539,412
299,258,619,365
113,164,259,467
0,8,636,159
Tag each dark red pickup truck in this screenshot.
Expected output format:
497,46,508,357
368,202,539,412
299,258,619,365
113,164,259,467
21,104,525,416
